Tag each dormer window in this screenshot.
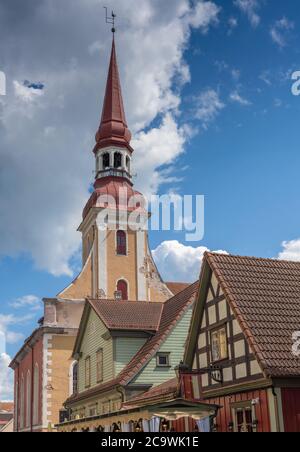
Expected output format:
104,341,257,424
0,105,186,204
114,152,122,169
102,153,110,169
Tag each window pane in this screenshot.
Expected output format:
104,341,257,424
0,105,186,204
85,357,91,387
211,331,221,362
219,328,228,359
211,327,228,362
157,354,169,366
97,350,103,382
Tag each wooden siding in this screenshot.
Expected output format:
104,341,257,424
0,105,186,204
132,307,193,386
78,309,113,393
114,337,147,375
207,389,271,433
281,388,300,432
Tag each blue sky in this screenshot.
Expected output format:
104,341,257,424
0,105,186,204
0,0,300,395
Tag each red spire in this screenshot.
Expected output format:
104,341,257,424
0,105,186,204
94,37,132,153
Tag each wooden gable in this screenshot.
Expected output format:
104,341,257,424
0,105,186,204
187,264,266,397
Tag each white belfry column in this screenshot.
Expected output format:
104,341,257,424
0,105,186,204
136,229,147,301
96,217,108,298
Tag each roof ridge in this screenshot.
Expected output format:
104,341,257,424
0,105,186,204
206,251,300,266
88,298,163,306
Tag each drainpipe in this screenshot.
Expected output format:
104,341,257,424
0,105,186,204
272,386,281,433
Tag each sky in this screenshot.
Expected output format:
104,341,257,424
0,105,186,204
0,0,300,399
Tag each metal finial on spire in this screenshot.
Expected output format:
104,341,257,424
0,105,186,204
104,7,116,33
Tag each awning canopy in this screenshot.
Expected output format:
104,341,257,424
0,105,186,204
149,399,218,421
57,398,219,431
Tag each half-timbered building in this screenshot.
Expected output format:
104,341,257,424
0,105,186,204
184,252,300,432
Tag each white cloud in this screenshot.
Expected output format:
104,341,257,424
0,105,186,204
231,69,241,81
0,0,220,277
234,0,260,28
0,353,14,401
228,17,238,34
259,70,272,86
6,331,25,345
10,295,42,311
133,114,187,196
186,1,220,31
270,17,294,48
230,91,252,106
13,81,44,102
152,240,228,282
194,89,225,128
0,313,34,349
278,239,300,262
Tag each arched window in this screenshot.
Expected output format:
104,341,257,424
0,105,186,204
116,230,127,256
102,153,110,169
126,156,130,173
33,364,39,425
20,375,24,429
114,152,122,169
15,381,19,428
117,280,128,301
26,370,31,428
73,362,78,395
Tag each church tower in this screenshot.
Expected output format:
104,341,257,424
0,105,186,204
65,36,172,303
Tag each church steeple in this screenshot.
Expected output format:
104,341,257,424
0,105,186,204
93,37,133,183
77,28,173,304
94,37,133,154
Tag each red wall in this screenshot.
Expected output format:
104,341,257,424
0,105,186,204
14,338,43,432
180,374,271,433
207,389,271,433
281,388,300,432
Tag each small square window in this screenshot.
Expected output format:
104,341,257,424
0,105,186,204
156,353,170,367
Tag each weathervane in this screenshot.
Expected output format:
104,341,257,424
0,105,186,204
104,7,116,33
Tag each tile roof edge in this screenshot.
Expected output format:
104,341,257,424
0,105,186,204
206,251,300,266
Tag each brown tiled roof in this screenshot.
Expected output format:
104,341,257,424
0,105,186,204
66,282,198,405
166,282,190,296
88,299,163,331
123,378,179,408
205,252,300,378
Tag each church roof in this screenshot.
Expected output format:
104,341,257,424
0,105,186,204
82,176,144,220
94,37,132,153
186,252,300,379
88,299,163,332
